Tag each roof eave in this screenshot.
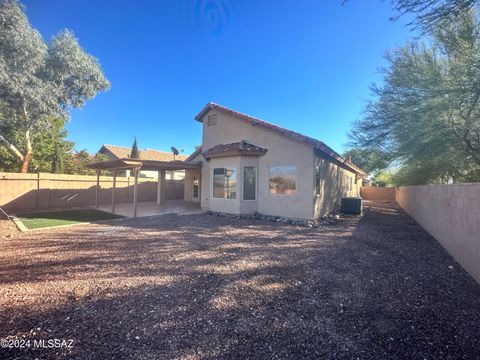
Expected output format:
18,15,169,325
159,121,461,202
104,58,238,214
195,102,367,175
203,149,267,160
87,158,202,171
185,147,203,161
194,103,214,122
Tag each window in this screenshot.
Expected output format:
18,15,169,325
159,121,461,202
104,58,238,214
269,166,296,195
193,176,199,198
213,168,236,199
207,114,217,126
243,167,256,200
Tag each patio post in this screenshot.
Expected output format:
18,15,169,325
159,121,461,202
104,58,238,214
133,167,139,218
95,170,101,208
156,170,165,205
112,170,117,213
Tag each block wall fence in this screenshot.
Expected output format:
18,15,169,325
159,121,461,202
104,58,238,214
0,172,184,214
360,186,395,201
1,173,478,283
361,184,480,283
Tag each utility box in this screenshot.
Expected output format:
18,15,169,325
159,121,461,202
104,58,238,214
341,197,363,214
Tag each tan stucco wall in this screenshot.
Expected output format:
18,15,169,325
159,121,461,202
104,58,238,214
313,157,360,218
184,169,201,203
200,110,315,219
200,156,260,215
396,184,480,283
0,172,184,213
360,186,395,201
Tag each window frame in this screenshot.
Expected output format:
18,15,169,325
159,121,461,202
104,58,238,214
243,166,257,201
268,165,297,196
212,167,237,200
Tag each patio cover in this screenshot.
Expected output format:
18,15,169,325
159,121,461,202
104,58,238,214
87,159,201,171
87,159,201,217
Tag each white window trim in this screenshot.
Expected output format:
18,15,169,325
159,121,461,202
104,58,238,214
212,166,237,200
243,166,257,201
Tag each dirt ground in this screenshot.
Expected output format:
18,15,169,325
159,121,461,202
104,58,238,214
0,218,18,238
0,201,479,359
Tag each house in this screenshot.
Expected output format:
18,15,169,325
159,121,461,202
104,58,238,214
89,103,366,220
183,103,366,220
98,144,188,180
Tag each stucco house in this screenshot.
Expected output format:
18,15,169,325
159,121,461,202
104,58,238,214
183,103,366,220
98,144,187,180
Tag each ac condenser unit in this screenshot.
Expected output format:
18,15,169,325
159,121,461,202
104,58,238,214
341,197,363,214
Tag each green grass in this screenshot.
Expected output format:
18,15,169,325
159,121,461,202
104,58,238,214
17,209,124,230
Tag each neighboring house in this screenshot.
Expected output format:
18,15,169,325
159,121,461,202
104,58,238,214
184,103,366,220
98,144,188,180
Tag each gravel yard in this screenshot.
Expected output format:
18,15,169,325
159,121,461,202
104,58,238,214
0,201,479,359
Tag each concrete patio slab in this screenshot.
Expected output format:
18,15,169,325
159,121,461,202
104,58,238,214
98,199,204,218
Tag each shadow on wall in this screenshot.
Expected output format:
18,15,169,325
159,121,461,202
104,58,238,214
314,159,352,218
1,181,184,214
1,207,479,358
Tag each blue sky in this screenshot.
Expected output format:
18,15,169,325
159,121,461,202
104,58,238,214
23,0,413,156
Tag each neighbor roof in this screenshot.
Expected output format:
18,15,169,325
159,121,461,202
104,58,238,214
203,140,267,159
195,103,366,176
99,144,188,162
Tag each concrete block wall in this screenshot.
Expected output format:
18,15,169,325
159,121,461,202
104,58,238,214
360,186,395,201
0,172,185,213
395,184,480,283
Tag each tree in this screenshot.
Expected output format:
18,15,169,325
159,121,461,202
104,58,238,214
130,137,140,159
390,0,479,31
64,150,108,175
0,113,74,173
52,143,64,174
343,0,479,31
0,0,109,173
342,148,390,175
372,170,397,187
343,148,393,185
31,117,73,173
351,10,480,184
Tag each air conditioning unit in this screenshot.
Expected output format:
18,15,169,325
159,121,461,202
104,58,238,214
341,197,362,214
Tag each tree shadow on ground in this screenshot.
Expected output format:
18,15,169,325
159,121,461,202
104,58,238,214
1,202,479,359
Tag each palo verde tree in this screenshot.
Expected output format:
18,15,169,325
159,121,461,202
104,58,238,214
342,148,390,176
350,9,480,184
0,0,109,172
390,0,479,30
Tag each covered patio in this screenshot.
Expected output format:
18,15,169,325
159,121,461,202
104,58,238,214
98,199,203,218
88,158,202,218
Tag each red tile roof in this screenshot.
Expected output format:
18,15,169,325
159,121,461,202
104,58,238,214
195,103,366,175
203,140,267,159
99,144,188,162
185,146,202,161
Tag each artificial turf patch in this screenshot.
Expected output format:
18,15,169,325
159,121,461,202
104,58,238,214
17,209,123,230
